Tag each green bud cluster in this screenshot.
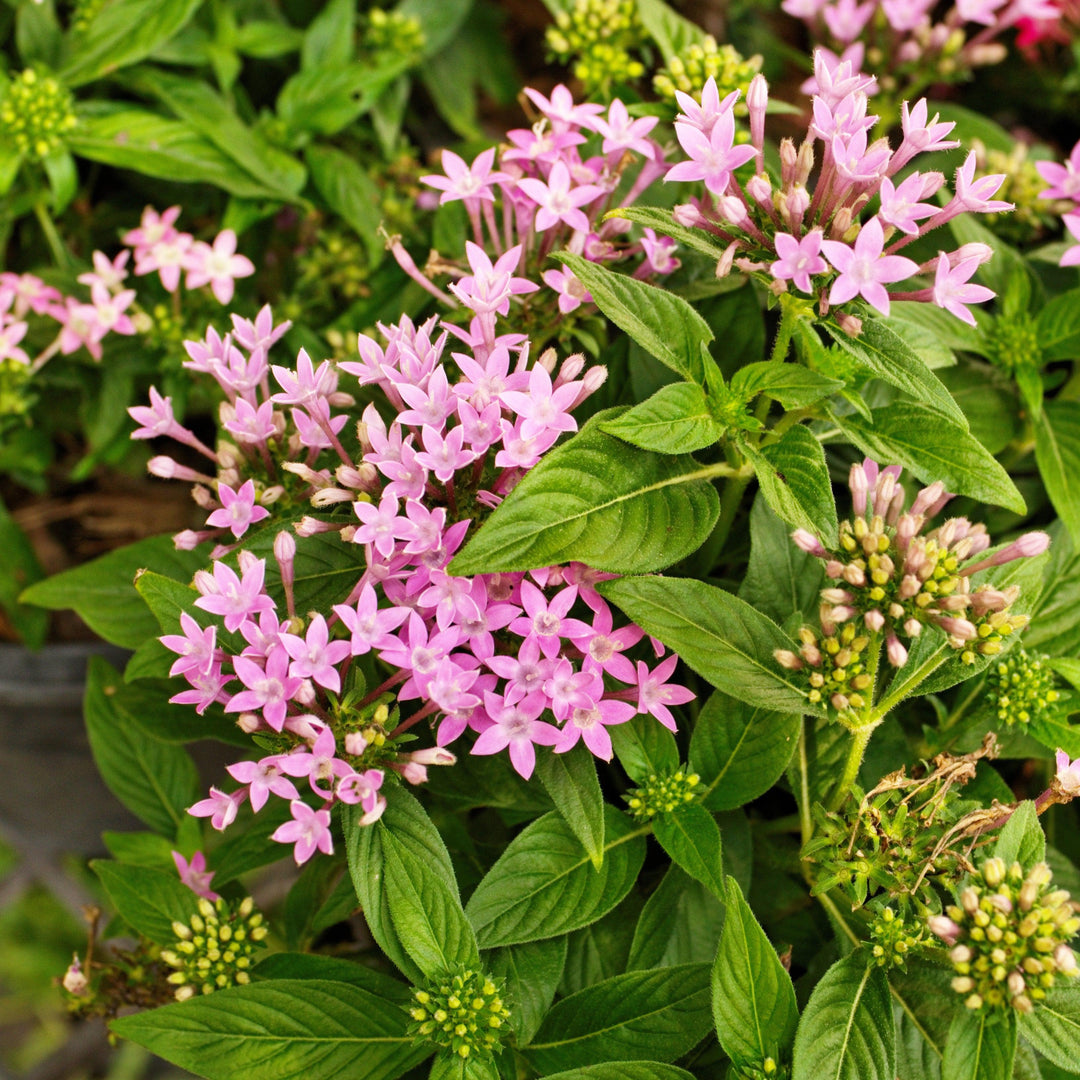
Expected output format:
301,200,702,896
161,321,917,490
972,142,1069,244
363,9,425,60
70,0,109,34
296,226,372,302
0,69,78,161
408,966,511,1059
943,858,1080,1015
776,623,871,716
160,896,268,1001
869,906,925,969
988,311,1043,376
624,767,701,819
0,361,33,417
653,36,761,106
546,0,646,95
986,648,1060,727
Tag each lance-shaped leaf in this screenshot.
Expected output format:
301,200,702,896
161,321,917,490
92,861,201,945
792,953,894,1080
535,745,606,870
449,412,720,576
555,253,714,383
487,937,568,1045
599,576,822,715
653,805,724,900
600,382,724,454
713,876,798,1068
524,964,713,1072
1037,287,1080,361
824,317,968,427
1019,985,1080,1071
992,800,1044,868
110,979,431,1080
941,1008,1016,1080
538,1066,696,1080
831,403,1025,515
730,362,845,408
1035,400,1080,544
465,807,645,949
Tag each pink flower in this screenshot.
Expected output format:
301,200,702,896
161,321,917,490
666,109,756,196
226,647,304,732
188,786,245,831
333,584,409,655
542,267,592,314
271,800,334,865
185,230,255,304
225,756,299,811
523,84,604,133
353,492,414,559
278,726,354,798
555,696,637,761
877,173,942,236
1061,214,1080,268
932,251,996,326
447,242,538,317
0,319,29,365
128,386,179,439
593,98,658,157
500,362,580,441
206,479,270,539
771,230,828,293
821,217,920,316
634,656,695,731
422,148,508,204
1037,140,1080,200
673,76,740,136
952,151,1014,214
160,611,219,677
517,161,605,233
194,557,277,633
471,691,561,779
1055,749,1080,796
78,249,130,292
172,850,220,900
509,582,592,660
123,205,181,253
135,231,194,293
823,0,876,42
336,769,386,822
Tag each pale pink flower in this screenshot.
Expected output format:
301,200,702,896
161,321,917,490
516,161,605,232
206,479,270,539
279,614,351,692
471,690,561,779
932,251,995,326
821,217,920,316
422,147,508,204
172,850,220,900
271,801,334,865
771,230,828,293
188,786,245,831
1055,749,1080,796
666,110,757,196
185,230,255,304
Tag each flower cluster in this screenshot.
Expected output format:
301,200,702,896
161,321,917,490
408,966,512,1059
140,279,693,864
363,7,425,59
417,83,677,319
776,460,1047,719
623,767,702,819
0,205,253,415
545,0,647,95
663,63,1011,324
868,905,926,968
1036,137,1080,266
0,68,78,161
986,648,1061,727
930,856,1080,1014
971,140,1072,243
781,0,1060,102
160,896,268,1002
652,34,763,104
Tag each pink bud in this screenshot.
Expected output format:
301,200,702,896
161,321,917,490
401,762,428,785
62,955,88,996
864,609,885,631
792,528,826,556
409,746,457,767
886,634,909,667
746,174,773,208
344,732,368,756
236,713,262,734
928,914,961,945
849,462,870,518
672,203,706,228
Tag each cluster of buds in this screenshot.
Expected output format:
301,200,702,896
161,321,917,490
160,896,268,1001
777,623,872,711
777,459,1048,719
868,905,926,968
0,68,78,161
663,61,1013,326
782,0,1059,105
1035,137,1080,266
545,0,647,95
408,966,512,1059
986,648,1061,727
623,767,702,819
931,857,1080,1014
363,7,425,59
652,35,763,104
971,140,1073,243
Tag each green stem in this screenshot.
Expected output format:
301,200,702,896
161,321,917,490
870,648,950,723
34,200,69,268
798,718,813,846
769,299,799,365
827,724,876,812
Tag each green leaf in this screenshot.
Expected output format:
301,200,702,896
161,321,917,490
123,68,306,200
306,144,384,265
993,800,1044,868
102,830,176,868
251,953,410,1002
61,0,206,86
524,964,712,1072
91,861,199,945
600,382,723,454
635,0,708,61
448,411,720,576
1015,361,1044,423
487,937,567,1045
739,493,824,626
233,20,304,58
464,807,646,949
626,865,724,972
382,822,480,978
713,876,798,1068
0,496,48,647
277,59,412,137
210,803,292,886
941,1009,1016,1080
792,953,895,1080
42,147,77,213
535,746,606,870
555,253,714,383
69,106,282,199
743,424,838,544
84,657,199,836
109,979,431,1080
690,691,800,811
652,801,724,897
398,0,475,57
606,206,729,261
21,534,205,649
886,301,990,358
300,0,354,69
429,1054,499,1080
1019,986,1080,1071
599,576,822,715
609,714,680,784
538,1066,696,1080
730,362,845,408
1035,401,1080,544
831,403,1026,515
1037,289,1080,361
345,786,465,982
824,318,968,427
937,364,1019,455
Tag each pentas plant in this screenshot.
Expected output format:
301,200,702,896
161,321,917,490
132,297,691,865
665,64,1008,326
783,0,1062,107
